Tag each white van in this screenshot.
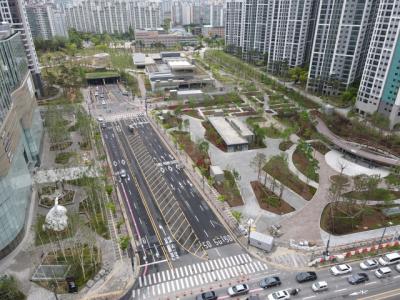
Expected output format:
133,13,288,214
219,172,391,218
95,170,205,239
375,267,392,278
379,252,400,266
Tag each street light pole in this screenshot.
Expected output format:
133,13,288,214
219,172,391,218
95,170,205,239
377,222,393,254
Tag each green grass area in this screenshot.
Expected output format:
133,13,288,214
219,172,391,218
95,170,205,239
214,171,244,207
251,181,295,214
55,152,75,164
264,155,316,200
264,125,286,139
292,147,319,182
85,71,120,80
279,140,294,151
343,189,400,201
0,276,25,300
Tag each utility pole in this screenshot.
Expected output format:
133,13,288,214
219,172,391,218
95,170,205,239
377,222,393,254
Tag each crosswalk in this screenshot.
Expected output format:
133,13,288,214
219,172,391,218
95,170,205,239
132,253,268,299
103,112,143,121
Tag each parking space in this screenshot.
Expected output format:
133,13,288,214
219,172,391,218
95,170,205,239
126,132,207,259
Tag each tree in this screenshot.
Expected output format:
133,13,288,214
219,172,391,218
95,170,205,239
119,236,130,251
0,276,25,300
197,139,209,157
370,112,390,132
250,152,267,180
231,210,242,223
183,119,190,132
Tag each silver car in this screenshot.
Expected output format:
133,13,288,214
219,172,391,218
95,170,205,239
360,259,379,270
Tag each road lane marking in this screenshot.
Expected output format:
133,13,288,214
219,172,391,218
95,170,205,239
210,220,216,228
215,248,222,257
335,288,348,292
194,215,200,222
394,275,400,279
204,230,209,238
365,281,377,285
302,296,316,300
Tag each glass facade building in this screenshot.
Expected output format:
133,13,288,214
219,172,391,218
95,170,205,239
0,26,42,259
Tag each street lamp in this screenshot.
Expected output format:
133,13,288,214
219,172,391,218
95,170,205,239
323,233,331,257
377,221,393,254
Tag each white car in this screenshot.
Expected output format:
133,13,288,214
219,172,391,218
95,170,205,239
227,284,249,297
312,281,328,292
396,264,400,272
267,290,291,300
330,264,352,276
360,259,379,270
119,169,127,178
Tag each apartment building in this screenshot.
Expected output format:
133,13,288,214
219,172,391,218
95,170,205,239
135,29,197,48
26,2,68,40
225,0,317,69
355,1,400,128
64,0,161,34
0,0,43,95
0,23,42,259
306,0,379,95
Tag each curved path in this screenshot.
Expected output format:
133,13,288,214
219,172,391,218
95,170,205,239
277,151,337,245
315,117,400,167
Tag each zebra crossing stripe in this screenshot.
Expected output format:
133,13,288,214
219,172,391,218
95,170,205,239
184,266,189,276
217,259,224,269
227,256,235,265
144,276,147,286
189,276,194,287
237,255,245,264
193,274,199,286
139,276,143,287
205,262,211,271
248,263,256,273
175,278,180,290
221,257,228,268
162,271,166,281
244,264,252,274
193,264,198,273
166,281,170,293
157,272,161,282
233,256,240,265
166,270,170,281
152,273,156,284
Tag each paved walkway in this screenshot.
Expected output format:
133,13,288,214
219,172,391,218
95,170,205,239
184,116,308,232
33,165,100,183
277,151,338,245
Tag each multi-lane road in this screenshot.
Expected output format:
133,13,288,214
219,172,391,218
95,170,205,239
91,84,400,300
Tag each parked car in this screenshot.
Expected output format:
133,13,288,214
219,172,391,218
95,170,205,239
260,276,282,289
379,252,400,266
227,284,249,297
311,281,328,292
375,267,392,278
267,290,291,300
119,169,127,178
396,264,400,272
330,264,352,276
360,259,379,270
196,291,217,300
348,273,369,285
296,272,317,283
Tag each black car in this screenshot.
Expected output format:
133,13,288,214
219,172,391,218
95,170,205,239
260,276,282,289
196,291,218,300
296,272,317,283
348,273,369,285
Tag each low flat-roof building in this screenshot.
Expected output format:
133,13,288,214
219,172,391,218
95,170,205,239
146,54,213,91
208,117,249,152
227,117,254,142
135,30,197,48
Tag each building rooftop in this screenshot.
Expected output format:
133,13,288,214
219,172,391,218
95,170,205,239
227,117,253,137
167,59,195,71
208,117,248,146
177,90,203,96
133,53,146,65
210,165,224,175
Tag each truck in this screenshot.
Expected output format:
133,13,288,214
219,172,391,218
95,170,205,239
249,231,274,252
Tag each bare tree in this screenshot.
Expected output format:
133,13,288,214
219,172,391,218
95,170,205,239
250,153,267,181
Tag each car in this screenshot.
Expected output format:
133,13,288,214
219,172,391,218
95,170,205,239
311,281,328,292
396,264,400,272
119,169,127,178
97,116,104,122
227,284,249,296
347,273,369,285
296,271,317,283
267,290,290,300
260,276,282,289
330,264,352,276
195,291,217,300
379,252,400,265
360,259,379,270
375,267,391,278
101,122,107,129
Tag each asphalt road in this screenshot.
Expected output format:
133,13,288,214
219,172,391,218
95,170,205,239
120,117,234,251
184,259,400,300
102,124,165,267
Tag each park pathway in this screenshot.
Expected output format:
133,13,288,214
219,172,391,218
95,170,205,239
277,151,337,245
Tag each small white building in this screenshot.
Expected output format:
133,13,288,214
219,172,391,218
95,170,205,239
210,165,224,183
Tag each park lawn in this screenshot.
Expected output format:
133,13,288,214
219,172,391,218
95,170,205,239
330,174,350,186
264,155,316,200
214,171,244,207
343,189,400,201
292,147,319,182
55,152,75,164
171,131,211,173
35,214,78,246
264,125,285,139
251,181,294,214
320,203,400,235
202,121,226,151
279,140,293,151
310,141,331,155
